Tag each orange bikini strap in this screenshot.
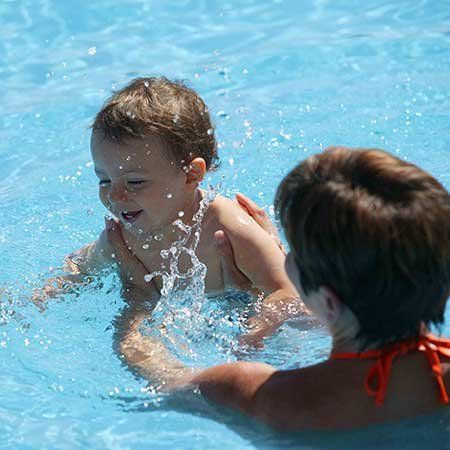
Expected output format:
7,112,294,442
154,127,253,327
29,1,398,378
419,336,450,404
331,335,450,406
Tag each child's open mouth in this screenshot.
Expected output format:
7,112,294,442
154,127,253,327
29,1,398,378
121,210,143,223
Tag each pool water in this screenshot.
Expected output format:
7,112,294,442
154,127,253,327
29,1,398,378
1,0,450,448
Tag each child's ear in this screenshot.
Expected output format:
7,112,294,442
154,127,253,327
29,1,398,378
185,157,206,185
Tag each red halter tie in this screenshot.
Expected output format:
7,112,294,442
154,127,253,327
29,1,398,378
331,334,450,406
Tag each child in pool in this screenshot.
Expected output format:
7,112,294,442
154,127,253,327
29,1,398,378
111,146,450,430
58,77,298,336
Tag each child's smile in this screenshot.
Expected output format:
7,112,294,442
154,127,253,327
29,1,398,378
121,210,143,223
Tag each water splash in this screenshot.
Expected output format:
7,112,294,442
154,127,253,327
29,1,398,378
143,186,216,298
139,186,249,363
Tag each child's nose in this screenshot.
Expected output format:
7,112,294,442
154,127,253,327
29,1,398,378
108,183,128,203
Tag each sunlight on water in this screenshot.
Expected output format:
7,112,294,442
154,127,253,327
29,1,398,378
1,0,450,448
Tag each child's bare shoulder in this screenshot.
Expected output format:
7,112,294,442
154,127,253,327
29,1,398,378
206,194,254,229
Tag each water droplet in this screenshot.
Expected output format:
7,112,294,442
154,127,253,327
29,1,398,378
144,81,149,88
207,128,214,135
119,165,123,170
86,208,94,216
178,211,185,217
173,114,180,124
167,193,173,199
87,46,97,56
126,155,131,161
142,244,149,249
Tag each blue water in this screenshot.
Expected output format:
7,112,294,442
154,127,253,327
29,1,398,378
1,0,450,448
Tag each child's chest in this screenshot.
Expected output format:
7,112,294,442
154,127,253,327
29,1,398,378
128,232,224,294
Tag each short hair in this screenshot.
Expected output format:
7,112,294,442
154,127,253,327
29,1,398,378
276,146,450,348
92,77,219,170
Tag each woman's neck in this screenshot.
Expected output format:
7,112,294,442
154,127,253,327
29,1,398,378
329,306,363,354
330,322,430,355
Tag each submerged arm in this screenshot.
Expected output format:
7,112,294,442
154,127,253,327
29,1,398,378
104,217,294,428
32,219,119,306
216,197,306,344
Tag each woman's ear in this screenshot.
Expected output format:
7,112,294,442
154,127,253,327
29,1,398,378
319,286,344,323
185,157,206,185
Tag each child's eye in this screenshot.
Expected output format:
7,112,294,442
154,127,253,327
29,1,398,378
99,180,111,187
127,180,146,186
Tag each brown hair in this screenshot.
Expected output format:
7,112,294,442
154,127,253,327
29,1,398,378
92,77,219,170
276,146,450,348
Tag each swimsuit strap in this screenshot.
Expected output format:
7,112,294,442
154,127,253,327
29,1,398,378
331,334,450,406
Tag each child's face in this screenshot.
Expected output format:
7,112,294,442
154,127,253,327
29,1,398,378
91,132,193,236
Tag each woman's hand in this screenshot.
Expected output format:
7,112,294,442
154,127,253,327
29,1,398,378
235,193,285,253
214,224,304,351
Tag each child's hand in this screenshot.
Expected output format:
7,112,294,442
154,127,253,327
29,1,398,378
235,193,285,254
105,217,159,303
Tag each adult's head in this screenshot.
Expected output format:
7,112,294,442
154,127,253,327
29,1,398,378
276,146,450,348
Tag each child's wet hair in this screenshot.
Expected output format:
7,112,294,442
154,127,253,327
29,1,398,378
276,147,450,349
92,77,219,170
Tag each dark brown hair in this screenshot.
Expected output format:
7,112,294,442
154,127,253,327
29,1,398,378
276,146,450,348
92,77,219,170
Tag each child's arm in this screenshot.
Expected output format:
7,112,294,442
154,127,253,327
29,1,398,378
64,228,114,276
33,225,115,304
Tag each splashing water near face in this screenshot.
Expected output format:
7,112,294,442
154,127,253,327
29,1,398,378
139,186,248,363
